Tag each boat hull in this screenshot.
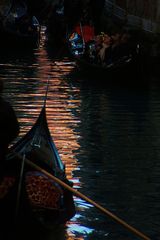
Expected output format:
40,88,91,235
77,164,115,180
0,106,75,237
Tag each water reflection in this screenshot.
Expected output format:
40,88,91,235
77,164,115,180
0,39,87,239
0,33,160,240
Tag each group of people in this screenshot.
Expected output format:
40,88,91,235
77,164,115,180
69,21,138,66
84,31,135,65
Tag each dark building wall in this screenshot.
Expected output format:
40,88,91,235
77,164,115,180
103,0,160,57
104,0,160,33
115,0,159,22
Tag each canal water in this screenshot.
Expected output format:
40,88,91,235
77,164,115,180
0,30,160,240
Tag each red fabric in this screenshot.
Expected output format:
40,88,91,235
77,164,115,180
74,25,95,43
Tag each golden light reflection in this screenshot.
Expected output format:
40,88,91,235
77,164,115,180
46,96,81,180
33,47,80,175
34,46,91,240
4,40,90,240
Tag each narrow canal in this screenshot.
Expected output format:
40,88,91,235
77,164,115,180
0,30,160,240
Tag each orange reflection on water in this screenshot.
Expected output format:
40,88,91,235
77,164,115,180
3,40,92,239
46,96,80,180
34,45,90,240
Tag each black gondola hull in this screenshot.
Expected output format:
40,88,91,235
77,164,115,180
0,106,75,237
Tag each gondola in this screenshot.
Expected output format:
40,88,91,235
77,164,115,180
67,24,140,78
0,0,40,49
0,102,75,238
73,53,136,76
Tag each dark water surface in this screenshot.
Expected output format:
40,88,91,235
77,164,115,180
0,32,160,240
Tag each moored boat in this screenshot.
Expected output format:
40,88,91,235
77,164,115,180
0,0,40,49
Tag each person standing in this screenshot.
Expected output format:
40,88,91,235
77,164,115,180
0,80,20,179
